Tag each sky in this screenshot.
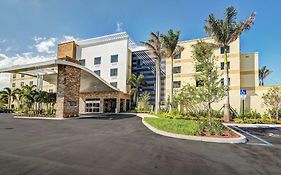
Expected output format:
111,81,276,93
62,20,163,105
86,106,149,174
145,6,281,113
0,0,281,88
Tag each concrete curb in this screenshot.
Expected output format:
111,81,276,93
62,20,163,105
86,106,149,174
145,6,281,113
225,123,281,128
141,117,247,144
14,116,66,120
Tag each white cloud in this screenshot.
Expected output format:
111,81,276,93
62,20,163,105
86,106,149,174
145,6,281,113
62,35,80,42
0,53,55,89
116,22,123,32
0,39,6,43
34,37,56,53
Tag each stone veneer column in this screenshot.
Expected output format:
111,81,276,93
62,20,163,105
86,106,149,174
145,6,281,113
56,65,81,118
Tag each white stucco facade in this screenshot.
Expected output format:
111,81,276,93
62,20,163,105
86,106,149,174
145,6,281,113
76,35,130,93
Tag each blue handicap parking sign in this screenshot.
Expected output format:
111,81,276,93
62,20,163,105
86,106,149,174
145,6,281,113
240,89,247,95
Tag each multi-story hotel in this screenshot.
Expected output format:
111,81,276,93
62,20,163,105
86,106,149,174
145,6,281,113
0,32,274,117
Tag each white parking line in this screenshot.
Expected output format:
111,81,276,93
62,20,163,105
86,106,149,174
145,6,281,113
232,126,273,146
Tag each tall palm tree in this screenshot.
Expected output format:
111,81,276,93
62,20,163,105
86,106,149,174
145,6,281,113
141,32,163,114
161,29,184,112
204,6,256,122
19,85,37,113
259,66,272,86
0,87,17,109
127,74,145,107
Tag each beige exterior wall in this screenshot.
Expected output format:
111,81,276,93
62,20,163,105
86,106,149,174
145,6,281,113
165,37,274,114
10,74,56,92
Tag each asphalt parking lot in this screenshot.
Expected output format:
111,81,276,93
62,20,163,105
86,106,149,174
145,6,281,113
0,113,280,175
230,126,281,146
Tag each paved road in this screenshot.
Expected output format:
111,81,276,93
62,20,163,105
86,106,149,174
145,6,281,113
0,113,280,175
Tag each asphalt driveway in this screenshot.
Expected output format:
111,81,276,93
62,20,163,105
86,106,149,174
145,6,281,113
0,113,280,175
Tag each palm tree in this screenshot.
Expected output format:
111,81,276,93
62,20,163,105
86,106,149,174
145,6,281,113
204,6,256,122
161,29,184,112
127,74,145,107
0,87,17,109
19,85,37,113
259,66,272,86
141,32,163,114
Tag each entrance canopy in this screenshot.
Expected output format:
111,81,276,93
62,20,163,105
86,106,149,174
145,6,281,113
0,59,119,93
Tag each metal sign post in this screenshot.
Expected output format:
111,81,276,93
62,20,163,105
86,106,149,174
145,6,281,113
240,89,247,115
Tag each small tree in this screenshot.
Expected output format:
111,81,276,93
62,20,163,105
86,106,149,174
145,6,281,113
174,84,202,114
0,87,17,109
127,74,145,107
137,92,151,112
192,41,225,119
262,87,281,120
259,66,272,86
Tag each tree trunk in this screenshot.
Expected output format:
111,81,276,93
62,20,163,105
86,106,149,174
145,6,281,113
8,96,11,109
155,59,161,114
169,57,174,113
208,102,212,120
276,108,279,121
223,50,231,122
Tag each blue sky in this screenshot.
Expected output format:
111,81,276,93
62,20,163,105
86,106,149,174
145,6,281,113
0,0,281,88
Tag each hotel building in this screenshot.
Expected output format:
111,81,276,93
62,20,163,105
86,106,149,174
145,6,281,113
1,32,273,117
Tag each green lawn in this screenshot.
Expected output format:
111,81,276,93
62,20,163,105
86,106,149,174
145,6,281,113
144,117,197,135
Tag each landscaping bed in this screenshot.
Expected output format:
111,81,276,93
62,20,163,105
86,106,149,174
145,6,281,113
144,117,239,138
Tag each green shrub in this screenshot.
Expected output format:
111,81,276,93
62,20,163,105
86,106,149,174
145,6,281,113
197,120,207,135
213,121,224,136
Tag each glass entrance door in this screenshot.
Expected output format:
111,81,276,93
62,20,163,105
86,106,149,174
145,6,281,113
85,100,100,113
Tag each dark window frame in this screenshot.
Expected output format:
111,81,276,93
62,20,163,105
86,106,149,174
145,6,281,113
111,54,118,63
173,81,181,88
173,66,181,74
94,70,101,76
94,57,101,65
110,68,118,77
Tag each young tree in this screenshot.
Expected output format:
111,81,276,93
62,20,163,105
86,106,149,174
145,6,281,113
0,87,17,109
192,41,225,119
262,87,281,120
127,74,145,107
141,32,163,114
137,92,151,111
161,29,184,113
259,66,272,86
205,6,256,122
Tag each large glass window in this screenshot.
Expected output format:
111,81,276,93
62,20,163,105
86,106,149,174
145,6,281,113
94,70,101,76
221,78,231,86
173,81,181,88
111,54,118,63
220,62,230,70
94,57,101,65
12,83,15,87
175,53,181,59
85,99,100,113
110,82,117,88
173,66,181,74
110,68,118,76
80,59,85,66
220,46,230,54
13,74,16,79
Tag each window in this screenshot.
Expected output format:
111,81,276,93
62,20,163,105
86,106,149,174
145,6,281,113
94,70,101,76
29,81,33,86
111,54,118,63
195,65,203,72
110,68,118,76
196,79,204,87
110,82,118,88
80,59,85,66
49,89,53,93
173,66,181,74
136,59,142,68
220,62,230,70
220,46,230,54
94,57,101,65
173,81,181,88
13,74,16,79
20,82,24,87
175,53,181,59
221,78,231,86
12,83,15,87
21,74,24,78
